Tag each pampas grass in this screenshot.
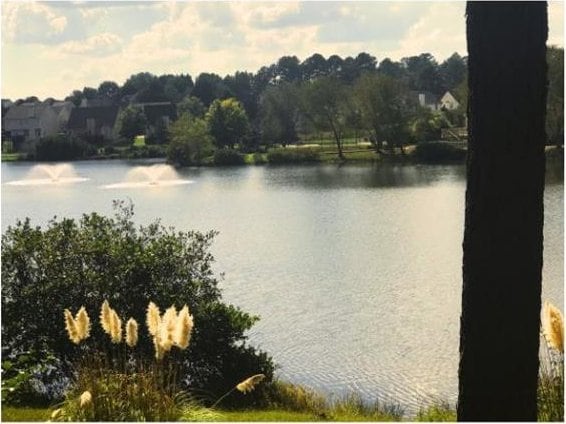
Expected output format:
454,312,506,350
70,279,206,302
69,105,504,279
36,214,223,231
538,301,564,422
55,300,227,422
126,318,138,348
236,374,266,394
64,307,90,344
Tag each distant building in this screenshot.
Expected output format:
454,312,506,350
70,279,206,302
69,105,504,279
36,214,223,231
67,105,120,141
439,91,461,111
3,102,60,149
414,91,439,111
51,101,75,131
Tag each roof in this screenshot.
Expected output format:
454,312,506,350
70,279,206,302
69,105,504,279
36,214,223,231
417,91,439,106
4,103,47,121
67,106,120,130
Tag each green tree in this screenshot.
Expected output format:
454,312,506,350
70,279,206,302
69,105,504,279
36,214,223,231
439,53,467,91
301,77,350,160
458,2,547,420
193,73,228,107
259,83,300,147
410,107,447,143
97,81,120,102
117,106,147,142
178,96,206,119
354,73,416,153
1,202,274,403
167,114,214,166
206,98,250,149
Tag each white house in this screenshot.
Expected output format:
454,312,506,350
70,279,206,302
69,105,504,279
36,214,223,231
3,103,60,145
439,91,461,110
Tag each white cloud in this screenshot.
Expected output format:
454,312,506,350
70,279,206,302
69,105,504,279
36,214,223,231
49,16,68,33
2,2,70,43
391,3,467,61
56,32,123,56
1,1,563,100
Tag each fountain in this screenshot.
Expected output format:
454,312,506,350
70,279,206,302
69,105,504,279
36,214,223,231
102,164,192,189
5,164,89,186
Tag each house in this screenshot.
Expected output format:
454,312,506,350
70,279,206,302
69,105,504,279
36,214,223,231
3,102,60,149
439,91,460,111
67,105,120,141
414,91,439,111
51,101,75,130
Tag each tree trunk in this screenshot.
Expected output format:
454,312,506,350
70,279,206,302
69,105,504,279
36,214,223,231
458,2,547,421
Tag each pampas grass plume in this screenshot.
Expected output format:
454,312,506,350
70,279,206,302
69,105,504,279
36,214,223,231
110,309,122,343
79,391,93,408
146,302,161,337
158,306,177,352
75,306,91,341
100,300,112,335
174,305,193,350
64,309,81,344
126,318,138,347
542,301,564,353
236,374,266,394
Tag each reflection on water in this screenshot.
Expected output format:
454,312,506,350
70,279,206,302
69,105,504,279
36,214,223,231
1,160,563,413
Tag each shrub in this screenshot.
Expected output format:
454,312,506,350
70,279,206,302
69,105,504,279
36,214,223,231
413,141,466,163
213,148,245,166
34,135,96,161
1,201,274,405
266,148,320,164
126,144,166,159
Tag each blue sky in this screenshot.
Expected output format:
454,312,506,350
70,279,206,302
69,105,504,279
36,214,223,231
1,1,564,100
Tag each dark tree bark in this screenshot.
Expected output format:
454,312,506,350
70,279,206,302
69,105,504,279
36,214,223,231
458,2,547,421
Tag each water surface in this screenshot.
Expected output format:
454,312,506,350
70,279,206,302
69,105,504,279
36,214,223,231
2,161,563,412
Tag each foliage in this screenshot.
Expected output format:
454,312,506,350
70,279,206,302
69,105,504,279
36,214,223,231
410,108,448,143
125,144,166,159
260,83,300,147
263,381,403,422
167,114,214,166
206,98,250,149
178,96,206,119
52,359,192,422
1,407,51,422
354,73,416,152
117,106,147,142
416,402,456,421
34,135,95,161
1,351,65,406
413,141,466,163
193,73,229,107
300,77,350,159
1,201,274,404
213,148,245,166
266,148,320,164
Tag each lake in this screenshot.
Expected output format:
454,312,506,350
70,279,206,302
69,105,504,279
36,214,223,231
1,160,563,413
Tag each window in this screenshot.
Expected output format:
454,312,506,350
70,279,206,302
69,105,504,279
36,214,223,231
35,128,41,138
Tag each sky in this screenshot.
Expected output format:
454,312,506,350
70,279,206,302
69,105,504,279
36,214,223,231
1,1,564,100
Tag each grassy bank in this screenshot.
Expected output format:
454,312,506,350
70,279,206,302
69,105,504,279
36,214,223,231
1,405,455,422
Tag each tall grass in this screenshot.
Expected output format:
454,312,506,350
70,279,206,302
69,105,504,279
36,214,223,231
538,301,564,422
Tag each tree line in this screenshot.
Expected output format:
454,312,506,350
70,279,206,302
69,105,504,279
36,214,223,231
7,48,563,165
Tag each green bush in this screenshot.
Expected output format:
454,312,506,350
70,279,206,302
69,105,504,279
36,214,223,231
126,144,166,159
266,148,320,164
34,135,96,161
413,141,466,163
213,148,245,166
1,201,274,405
